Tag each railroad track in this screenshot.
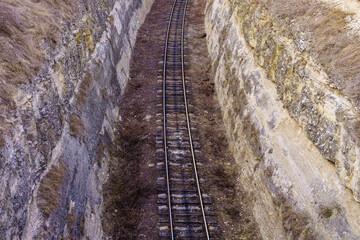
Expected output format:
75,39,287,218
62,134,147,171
156,0,218,239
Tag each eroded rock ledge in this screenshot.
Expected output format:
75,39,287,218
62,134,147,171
205,0,360,239
0,0,153,239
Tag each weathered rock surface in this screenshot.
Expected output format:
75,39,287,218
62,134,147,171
0,0,153,239
205,0,360,239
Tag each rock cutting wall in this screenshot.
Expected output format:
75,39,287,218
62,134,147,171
205,0,360,239
0,0,153,239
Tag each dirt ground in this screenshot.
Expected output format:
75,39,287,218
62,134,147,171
102,0,262,239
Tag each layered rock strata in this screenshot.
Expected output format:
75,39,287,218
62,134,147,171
0,0,153,239
205,0,360,239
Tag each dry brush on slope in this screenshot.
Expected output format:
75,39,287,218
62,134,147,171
206,0,360,238
266,0,360,108
0,0,153,238
230,0,360,190
37,160,67,219
0,0,78,134
0,0,78,84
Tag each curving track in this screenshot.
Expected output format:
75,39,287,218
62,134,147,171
156,0,218,239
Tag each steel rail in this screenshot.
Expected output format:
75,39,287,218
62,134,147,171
163,0,178,239
180,0,210,239
163,0,210,239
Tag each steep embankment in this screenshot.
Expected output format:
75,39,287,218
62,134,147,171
0,0,153,239
205,0,360,239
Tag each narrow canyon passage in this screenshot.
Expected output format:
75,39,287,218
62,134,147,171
2,0,360,239
103,0,261,239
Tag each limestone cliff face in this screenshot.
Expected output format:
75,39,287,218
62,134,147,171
205,0,360,239
0,0,153,239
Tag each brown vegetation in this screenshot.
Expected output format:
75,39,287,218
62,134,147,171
265,0,360,101
199,112,262,239
37,160,66,218
76,72,93,106
102,122,153,239
66,212,76,229
69,113,84,137
0,0,77,86
0,0,79,139
188,2,262,237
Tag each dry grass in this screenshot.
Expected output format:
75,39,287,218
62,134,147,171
37,160,66,218
76,72,93,106
199,77,215,96
205,134,262,239
96,144,106,168
265,0,360,100
66,213,76,229
69,113,84,137
0,0,77,84
0,0,78,137
102,122,153,239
